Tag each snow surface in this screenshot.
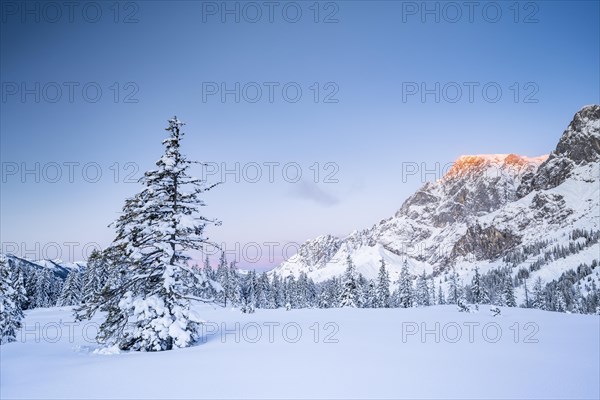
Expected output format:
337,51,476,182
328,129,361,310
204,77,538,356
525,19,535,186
1,305,598,399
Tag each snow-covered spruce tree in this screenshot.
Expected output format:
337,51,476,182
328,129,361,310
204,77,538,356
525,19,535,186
258,272,271,308
457,284,469,312
75,245,131,341
78,117,220,352
292,275,303,307
188,258,218,302
271,272,284,308
437,282,446,305
216,251,229,306
283,275,295,308
415,270,430,307
339,256,359,308
447,268,461,305
307,274,318,308
81,249,108,305
397,260,413,308
23,271,38,309
363,280,377,308
242,270,256,312
471,267,482,306
251,271,262,309
307,278,318,307
318,277,339,308
50,276,63,306
573,285,585,314
202,255,214,281
33,269,52,308
555,290,567,312
227,261,241,307
303,272,316,308
389,288,399,307
503,274,517,307
429,278,437,306
522,278,530,308
589,282,600,314
1,256,24,344
10,267,28,310
99,244,131,312
356,274,368,307
376,259,390,308
57,269,82,306
294,272,306,308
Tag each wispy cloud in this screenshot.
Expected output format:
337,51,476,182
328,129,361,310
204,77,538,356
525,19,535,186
289,180,340,207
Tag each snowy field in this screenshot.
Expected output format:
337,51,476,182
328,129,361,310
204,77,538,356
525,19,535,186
1,305,599,400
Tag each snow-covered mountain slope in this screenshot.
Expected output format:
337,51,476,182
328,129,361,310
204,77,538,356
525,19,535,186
3,254,85,280
272,105,600,291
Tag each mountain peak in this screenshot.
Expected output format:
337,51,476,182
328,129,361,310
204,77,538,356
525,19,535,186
444,153,547,181
273,106,599,289
575,104,600,119
555,104,600,162
517,104,600,196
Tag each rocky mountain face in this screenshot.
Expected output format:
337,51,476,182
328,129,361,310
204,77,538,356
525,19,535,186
518,105,600,196
272,105,600,290
400,153,547,228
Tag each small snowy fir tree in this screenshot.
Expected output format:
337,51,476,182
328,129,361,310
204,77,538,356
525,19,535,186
295,272,309,309
318,278,339,308
503,274,517,307
1,256,24,344
532,277,546,310
10,267,28,310
216,252,229,306
283,275,295,308
376,259,390,308
271,272,284,308
447,267,461,305
257,272,271,309
356,274,368,307
573,285,585,314
339,256,359,308
49,277,63,306
397,260,413,308
58,269,83,306
227,261,241,307
437,283,446,305
429,278,437,306
81,249,108,305
242,270,257,312
555,290,567,312
457,284,470,312
202,255,214,281
522,278,530,308
415,270,430,307
33,269,52,308
471,267,482,306
77,117,220,351
363,280,377,308
193,258,219,302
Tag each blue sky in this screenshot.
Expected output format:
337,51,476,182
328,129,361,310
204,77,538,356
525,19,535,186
1,0,599,269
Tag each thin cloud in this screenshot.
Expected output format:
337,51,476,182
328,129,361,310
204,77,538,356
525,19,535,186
289,180,340,207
